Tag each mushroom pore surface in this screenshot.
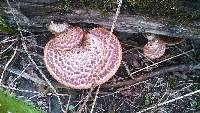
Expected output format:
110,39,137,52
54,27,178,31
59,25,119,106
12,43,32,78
44,27,122,89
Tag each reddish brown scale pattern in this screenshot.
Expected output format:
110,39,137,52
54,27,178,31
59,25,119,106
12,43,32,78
92,29,121,80
143,39,166,59
52,27,83,50
44,27,122,89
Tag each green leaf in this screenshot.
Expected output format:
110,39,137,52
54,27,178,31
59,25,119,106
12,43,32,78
0,89,44,113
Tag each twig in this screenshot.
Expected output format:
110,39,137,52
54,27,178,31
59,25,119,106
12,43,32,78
65,95,71,113
101,63,200,89
5,0,65,112
0,45,18,84
136,89,200,113
0,84,41,94
0,64,47,86
122,61,133,79
130,49,194,76
9,64,30,87
0,39,18,44
174,46,197,63
1,63,199,90
22,42,65,112
110,0,122,33
90,85,100,113
1,35,14,43
11,47,44,59
0,42,15,54
76,86,95,113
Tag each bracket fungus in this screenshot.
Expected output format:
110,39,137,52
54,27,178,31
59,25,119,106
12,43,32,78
44,22,122,89
143,33,184,59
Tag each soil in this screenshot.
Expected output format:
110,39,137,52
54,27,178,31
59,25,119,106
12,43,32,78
0,27,200,113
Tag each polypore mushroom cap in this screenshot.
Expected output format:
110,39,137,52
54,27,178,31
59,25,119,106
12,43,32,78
44,27,122,89
143,38,166,59
143,32,184,59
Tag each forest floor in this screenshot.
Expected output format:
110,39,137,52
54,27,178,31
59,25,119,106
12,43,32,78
0,0,200,113
0,26,200,113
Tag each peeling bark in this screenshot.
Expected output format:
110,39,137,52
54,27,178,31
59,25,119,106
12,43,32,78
0,0,200,39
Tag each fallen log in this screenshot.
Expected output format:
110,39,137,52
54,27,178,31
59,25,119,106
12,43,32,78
0,0,200,39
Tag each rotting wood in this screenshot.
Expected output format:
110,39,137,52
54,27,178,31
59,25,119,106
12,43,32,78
0,1,200,39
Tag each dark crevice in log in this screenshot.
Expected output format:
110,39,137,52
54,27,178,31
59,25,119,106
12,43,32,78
0,1,200,39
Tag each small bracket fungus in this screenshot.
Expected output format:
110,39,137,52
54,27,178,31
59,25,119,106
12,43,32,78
44,23,122,89
143,36,166,59
143,33,184,59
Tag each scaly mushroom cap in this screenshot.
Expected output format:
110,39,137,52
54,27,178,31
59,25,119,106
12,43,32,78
44,27,122,89
143,39,166,59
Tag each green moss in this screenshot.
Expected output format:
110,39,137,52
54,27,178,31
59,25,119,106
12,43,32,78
61,0,117,18
195,98,200,110
61,0,117,11
0,89,44,113
79,0,117,11
169,75,178,89
192,84,199,91
61,0,200,26
0,16,15,34
62,0,71,11
144,95,151,106
126,0,200,24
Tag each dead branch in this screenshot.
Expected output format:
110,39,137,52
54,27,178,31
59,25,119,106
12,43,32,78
0,1,200,39
101,63,200,89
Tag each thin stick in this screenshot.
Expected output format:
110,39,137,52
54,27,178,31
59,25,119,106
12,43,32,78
0,84,41,94
0,42,15,54
0,45,18,84
1,63,199,90
77,86,95,113
1,36,13,43
65,95,71,113
9,64,30,87
5,0,65,112
130,49,194,76
102,63,200,89
22,41,65,112
122,61,133,79
137,89,200,113
0,64,47,86
90,86,100,113
110,0,123,33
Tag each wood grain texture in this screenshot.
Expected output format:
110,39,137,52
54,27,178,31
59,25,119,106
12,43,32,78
0,1,199,39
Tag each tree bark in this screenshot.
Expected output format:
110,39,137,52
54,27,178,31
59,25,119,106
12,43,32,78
1,0,200,39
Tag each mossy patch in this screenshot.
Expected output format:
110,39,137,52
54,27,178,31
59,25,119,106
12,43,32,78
0,16,15,34
126,0,200,24
61,0,200,25
168,75,179,89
